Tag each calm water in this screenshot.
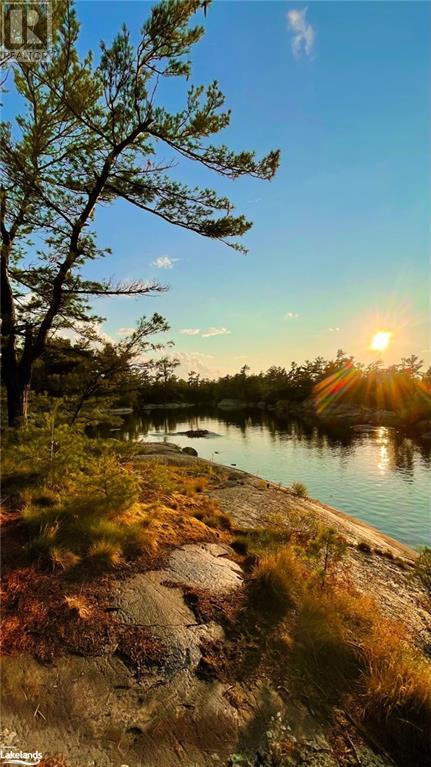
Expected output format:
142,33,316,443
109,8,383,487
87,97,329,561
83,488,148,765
116,410,430,549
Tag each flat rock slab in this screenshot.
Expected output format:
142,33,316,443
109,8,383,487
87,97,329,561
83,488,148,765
165,542,243,593
0,655,288,767
112,544,242,673
114,570,222,672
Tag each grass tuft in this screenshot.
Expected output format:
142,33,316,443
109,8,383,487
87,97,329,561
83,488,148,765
88,539,123,568
249,549,306,618
289,481,308,498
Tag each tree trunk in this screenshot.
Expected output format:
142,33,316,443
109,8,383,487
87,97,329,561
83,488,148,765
5,366,32,428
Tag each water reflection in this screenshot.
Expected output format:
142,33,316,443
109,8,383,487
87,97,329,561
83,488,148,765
114,409,430,482
100,408,430,547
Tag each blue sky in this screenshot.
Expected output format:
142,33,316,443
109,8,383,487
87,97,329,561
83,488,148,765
8,1,431,377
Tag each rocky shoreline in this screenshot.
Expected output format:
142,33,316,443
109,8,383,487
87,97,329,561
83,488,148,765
1,444,429,767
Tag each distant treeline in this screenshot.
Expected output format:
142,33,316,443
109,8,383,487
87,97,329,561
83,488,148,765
29,339,431,426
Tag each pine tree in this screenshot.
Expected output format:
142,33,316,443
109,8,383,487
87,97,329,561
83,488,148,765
1,0,280,426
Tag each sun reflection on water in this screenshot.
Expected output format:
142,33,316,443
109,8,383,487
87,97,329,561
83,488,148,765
376,427,390,474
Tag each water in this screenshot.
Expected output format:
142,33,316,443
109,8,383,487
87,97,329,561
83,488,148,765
115,410,430,549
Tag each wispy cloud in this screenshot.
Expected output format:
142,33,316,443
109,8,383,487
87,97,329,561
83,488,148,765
117,327,135,337
178,326,232,339
287,7,315,59
201,327,232,338
285,311,300,320
329,327,341,333
151,256,179,269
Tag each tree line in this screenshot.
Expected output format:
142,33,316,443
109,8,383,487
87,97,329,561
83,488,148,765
29,338,431,426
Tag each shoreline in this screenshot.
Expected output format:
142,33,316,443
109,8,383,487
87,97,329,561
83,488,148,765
136,443,418,561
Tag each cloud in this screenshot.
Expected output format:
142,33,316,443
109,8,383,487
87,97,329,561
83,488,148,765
151,256,179,269
54,321,114,347
285,311,300,320
179,328,201,336
201,327,232,338
287,7,315,59
174,351,219,379
117,327,135,337
329,327,341,333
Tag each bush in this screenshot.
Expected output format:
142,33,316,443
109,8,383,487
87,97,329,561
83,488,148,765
289,481,308,498
306,526,348,584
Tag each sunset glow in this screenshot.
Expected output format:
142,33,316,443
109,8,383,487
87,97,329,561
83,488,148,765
370,331,392,352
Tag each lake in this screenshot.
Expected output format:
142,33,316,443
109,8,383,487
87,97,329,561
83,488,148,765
115,409,430,550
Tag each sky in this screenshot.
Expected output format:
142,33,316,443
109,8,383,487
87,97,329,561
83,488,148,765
6,1,431,378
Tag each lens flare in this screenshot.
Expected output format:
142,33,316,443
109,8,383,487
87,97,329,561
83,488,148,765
370,331,392,352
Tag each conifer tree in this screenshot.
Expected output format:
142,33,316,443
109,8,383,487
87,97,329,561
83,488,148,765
1,0,280,426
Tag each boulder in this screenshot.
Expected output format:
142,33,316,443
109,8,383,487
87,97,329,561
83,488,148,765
182,446,198,456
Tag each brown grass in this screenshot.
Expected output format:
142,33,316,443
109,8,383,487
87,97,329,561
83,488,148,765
248,548,307,617
244,543,431,763
359,620,431,761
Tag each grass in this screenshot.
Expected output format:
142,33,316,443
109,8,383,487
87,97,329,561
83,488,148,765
2,423,231,573
289,481,308,498
359,620,431,761
245,541,431,763
248,549,307,618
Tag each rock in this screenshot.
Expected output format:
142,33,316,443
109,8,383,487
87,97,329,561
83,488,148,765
182,446,198,456
217,398,246,410
180,429,208,438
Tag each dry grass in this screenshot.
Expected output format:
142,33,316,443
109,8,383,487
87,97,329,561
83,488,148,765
64,595,92,619
245,543,431,762
289,481,308,498
359,619,431,761
88,539,123,567
248,549,307,617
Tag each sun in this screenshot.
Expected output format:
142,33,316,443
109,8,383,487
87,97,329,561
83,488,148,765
370,331,392,352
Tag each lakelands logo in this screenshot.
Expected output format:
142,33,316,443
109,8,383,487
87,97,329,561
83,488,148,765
1,1,52,62
0,747,42,766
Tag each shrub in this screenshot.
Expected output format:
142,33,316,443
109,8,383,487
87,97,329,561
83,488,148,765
73,454,141,514
416,547,431,595
231,537,248,556
306,526,348,584
289,481,308,498
191,504,232,531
